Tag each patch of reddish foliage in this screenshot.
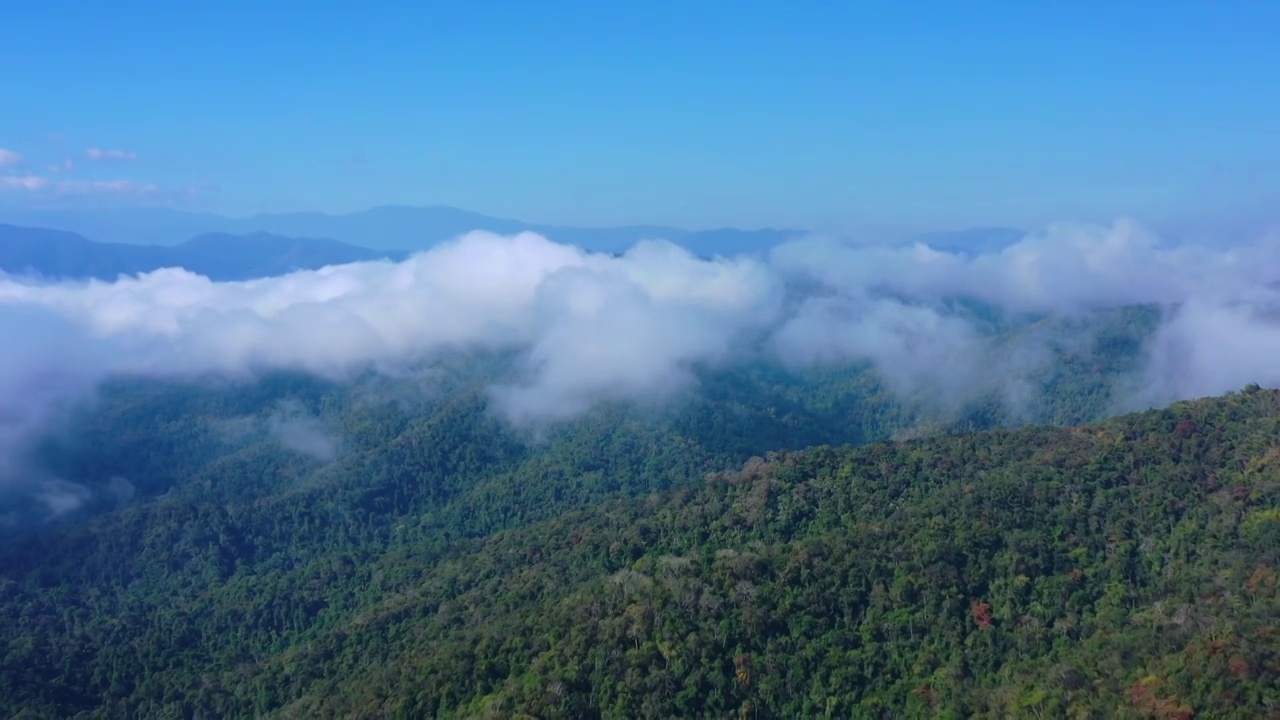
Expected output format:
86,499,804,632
970,600,993,630
1244,566,1275,595
1175,418,1198,439
912,685,937,707
1129,677,1195,719
1227,656,1250,679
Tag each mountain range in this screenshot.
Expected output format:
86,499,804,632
0,225,402,282
0,205,808,256
0,206,1027,282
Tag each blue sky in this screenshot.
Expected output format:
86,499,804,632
2,1,1279,231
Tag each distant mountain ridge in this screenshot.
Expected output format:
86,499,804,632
0,225,399,282
0,207,1030,282
913,226,1026,255
0,205,807,256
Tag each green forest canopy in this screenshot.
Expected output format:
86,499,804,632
0,306,1273,717
0,367,1276,717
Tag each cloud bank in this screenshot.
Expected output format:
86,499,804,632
0,220,1278,513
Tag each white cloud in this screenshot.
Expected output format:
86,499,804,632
0,175,158,195
54,179,158,196
1133,293,1280,406
771,294,985,399
0,222,1276,497
6,225,1280,395
266,402,341,461
0,233,776,388
0,149,23,168
0,175,49,191
492,241,780,423
84,148,137,162
0,174,192,208
216,399,342,461
776,222,1280,409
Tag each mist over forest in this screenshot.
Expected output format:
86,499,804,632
4,4,1280,710
0,219,1275,518
0,205,1274,719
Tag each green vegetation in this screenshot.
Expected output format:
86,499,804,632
1,310,1275,718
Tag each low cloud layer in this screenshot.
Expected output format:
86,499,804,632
1,220,1278,514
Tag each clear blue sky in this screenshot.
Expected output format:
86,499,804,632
2,1,1279,231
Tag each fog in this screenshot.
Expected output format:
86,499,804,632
1,219,1278,515
215,400,342,462
266,402,341,462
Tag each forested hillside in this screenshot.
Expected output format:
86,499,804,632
6,2,1280,717
367,386,1272,719
1,367,1277,717
0,304,1269,712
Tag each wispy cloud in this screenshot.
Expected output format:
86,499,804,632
0,174,161,196
53,179,158,196
84,148,137,162
215,400,342,462
47,133,65,144
0,176,49,191
0,149,24,169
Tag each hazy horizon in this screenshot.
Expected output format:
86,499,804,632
4,4,1280,231
3,0,1280,506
